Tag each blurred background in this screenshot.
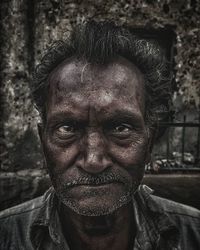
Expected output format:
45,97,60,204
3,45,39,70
0,0,199,211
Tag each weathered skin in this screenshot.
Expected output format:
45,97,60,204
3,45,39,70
39,56,152,250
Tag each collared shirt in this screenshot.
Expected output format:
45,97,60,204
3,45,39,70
0,185,200,250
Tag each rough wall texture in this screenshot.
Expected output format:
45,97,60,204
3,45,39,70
0,0,200,210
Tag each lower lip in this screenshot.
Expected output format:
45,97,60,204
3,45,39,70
71,182,123,189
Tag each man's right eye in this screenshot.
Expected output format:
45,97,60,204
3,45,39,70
57,125,75,133
54,124,76,139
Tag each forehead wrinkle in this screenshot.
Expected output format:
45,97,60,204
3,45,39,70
87,106,99,127
48,83,145,119
48,57,144,93
47,57,146,119
47,88,145,127
81,62,91,83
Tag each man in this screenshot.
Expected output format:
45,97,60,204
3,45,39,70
0,21,199,250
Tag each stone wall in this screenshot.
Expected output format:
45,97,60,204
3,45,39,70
0,0,199,210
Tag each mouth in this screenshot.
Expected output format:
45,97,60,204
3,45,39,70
64,180,125,189
56,176,133,216
77,181,124,188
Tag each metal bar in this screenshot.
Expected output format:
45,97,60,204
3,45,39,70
159,122,200,127
195,112,200,164
181,116,186,163
166,128,170,162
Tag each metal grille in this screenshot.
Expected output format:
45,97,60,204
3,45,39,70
147,114,200,173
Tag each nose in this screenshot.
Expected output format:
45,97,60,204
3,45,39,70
77,130,111,174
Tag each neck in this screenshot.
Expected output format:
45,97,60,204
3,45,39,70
59,202,136,250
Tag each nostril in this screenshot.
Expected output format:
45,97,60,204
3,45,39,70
76,157,84,169
102,158,112,168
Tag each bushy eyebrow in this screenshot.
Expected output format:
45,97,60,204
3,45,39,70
46,111,86,125
101,111,144,126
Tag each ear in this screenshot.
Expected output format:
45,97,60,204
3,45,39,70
37,122,44,143
145,127,156,164
37,122,48,170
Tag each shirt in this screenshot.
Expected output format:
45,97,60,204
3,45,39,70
0,185,200,250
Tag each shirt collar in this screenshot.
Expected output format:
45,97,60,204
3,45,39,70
133,185,180,249
30,187,64,249
30,185,180,250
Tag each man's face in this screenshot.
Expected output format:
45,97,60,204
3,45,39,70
41,57,150,216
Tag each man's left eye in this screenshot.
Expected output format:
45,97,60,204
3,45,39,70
106,123,134,140
114,124,132,133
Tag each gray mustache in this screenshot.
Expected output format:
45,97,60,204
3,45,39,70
62,172,129,188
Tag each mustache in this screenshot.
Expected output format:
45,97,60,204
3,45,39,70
60,171,130,188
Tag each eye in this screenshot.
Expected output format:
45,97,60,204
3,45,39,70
54,124,76,138
57,125,75,134
106,123,134,138
114,124,132,133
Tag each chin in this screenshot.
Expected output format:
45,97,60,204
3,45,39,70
60,194,133,217
55,182,136,217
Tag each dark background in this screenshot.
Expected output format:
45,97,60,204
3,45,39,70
0,0,200,211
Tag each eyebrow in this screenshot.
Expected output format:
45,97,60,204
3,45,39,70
101,110,144,125
47,110,144,126
47,111,86,125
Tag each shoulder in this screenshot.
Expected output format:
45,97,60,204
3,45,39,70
138,185,200,232
0,188,54,249
139,185,200,249
0,196,44,240
139,184,200,220
0,196,43,250
0,195,44,221
150,194,200,219
150,195,200,249
149,194,200,235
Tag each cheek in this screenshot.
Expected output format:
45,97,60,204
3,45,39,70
108,137,148,168
108,140,147,183
43,140,79,174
